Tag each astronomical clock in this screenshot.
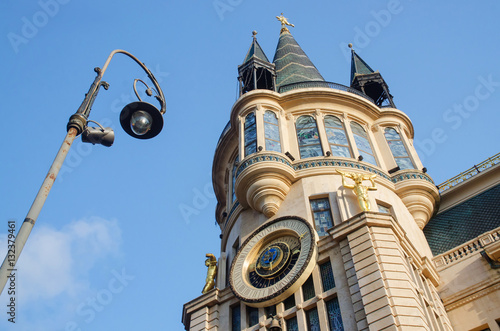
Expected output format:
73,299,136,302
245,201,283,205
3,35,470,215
229,216,318,307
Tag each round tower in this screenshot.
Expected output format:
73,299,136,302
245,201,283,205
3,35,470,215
183,20,452,331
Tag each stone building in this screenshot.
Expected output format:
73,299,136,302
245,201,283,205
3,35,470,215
182,20,500,331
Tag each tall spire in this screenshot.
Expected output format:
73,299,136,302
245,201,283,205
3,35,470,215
238,31,276,95
349,44,396,108
273,15,324,91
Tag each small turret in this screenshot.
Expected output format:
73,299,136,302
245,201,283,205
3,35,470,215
349,44,396,108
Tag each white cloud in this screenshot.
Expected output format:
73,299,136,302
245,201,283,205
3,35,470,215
0,216,123,330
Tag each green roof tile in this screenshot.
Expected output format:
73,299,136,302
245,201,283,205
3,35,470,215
424,184,500,256
272,31,324,90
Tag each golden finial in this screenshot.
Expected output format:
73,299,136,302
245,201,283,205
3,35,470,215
348,43,353,49
252,30,258,39
276,13,294,33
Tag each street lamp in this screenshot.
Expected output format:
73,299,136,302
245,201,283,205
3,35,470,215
0,49,167,294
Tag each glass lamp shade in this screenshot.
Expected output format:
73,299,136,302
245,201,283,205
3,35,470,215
120,101,163,139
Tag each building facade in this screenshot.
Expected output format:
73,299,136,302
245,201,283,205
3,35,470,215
182,21,500,331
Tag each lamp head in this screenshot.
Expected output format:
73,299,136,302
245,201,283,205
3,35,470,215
120,101,163,139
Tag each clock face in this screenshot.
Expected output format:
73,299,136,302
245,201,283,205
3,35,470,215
229,216,317,307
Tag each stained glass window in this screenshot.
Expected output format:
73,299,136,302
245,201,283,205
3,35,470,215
264,110,282,152
265,305,276,319
231,305,241,331
384,127,414,170
324,115,351,158
302,275,315,301
310,198,334,237
231,155,239,204
306,307,321,331
286,316,299,331
247,306,259,326
296,115,323,159
244,112,257,157
350,122,377,166
284,294,295,310
320,260,336,291
326,297,344,331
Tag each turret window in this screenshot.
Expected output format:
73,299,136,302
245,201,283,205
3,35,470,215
264,110,282,152
231,155,239,204
350,122,377,166
244,112,257,157
296,115,323,158
324,115,351,157
310,198,334,237
384,128,414,170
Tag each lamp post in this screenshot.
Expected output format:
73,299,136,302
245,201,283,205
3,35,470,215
0,50,166,294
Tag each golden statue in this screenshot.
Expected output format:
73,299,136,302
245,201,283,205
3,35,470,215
276,13,294,32
336,169,377,211
202,253,217,294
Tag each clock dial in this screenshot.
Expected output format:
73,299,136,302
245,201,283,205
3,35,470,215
229,216,317,307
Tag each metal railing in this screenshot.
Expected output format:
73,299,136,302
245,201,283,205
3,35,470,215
433,227,500,269
438,152,500,193
278,81,374,104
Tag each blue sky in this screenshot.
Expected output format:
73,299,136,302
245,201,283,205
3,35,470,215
0,1,499,330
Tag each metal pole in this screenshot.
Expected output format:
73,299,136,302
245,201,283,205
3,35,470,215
0,128,78,294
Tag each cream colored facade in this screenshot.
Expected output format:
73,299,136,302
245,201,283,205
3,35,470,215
182,29,500,331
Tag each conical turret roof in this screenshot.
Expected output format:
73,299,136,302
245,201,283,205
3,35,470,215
242,32,270,64
272,30,324,90
350,47,375,83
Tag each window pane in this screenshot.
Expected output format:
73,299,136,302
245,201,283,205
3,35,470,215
286,317,299,331
330,145,351,158
324,115,342,128
326,127,348,145
248,306,259,326
326,297,344,331
378,204,390,213
320,260,336,291
284,295,295,310
300,145,323,158
302,275,315,301
244,112,256,127
387,140,409,157
384,127,414,169
384,127,400,140
264,110,278,124
298,127,320,146
266,139,281,152
231,155,239,203
264,121,280,140
311,198,333,237
296,115,317,129
231,305,241,331
245,142,257,156
297,116,322,159
353,135,372,154
244,113,257,157
350,122,367,137
359,150,377,166
396,157,414,170
306,307,321,331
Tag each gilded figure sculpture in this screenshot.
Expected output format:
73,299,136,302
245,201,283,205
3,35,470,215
276,13,294,32
336,169,377,211
202,253,217,294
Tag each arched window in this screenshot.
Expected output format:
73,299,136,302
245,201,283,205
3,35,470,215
264,111,281,152
384,128,414,170
296,115,323,159
350,122,377,166
231,155,239,204
324,115,351,158
244,112,257,157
